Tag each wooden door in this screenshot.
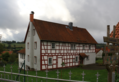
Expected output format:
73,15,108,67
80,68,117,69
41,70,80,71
58,58,62,67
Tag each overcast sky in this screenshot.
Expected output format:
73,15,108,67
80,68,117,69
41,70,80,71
0,0,119,43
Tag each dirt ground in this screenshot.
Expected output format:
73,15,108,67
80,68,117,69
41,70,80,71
82,64,106,70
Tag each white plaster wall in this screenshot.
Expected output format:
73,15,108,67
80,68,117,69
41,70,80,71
83,53,96,65
33,25,40,70
96,50,103,58
18,53,25,69
25,22,41,70
25,26,31,70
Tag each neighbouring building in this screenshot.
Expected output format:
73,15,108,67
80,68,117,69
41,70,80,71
18,48,25,69
96,48,103,58
23,11,97,71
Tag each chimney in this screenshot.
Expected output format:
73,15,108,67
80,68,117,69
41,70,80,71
30,11,34,22
66,22,73,30
69,22,73,30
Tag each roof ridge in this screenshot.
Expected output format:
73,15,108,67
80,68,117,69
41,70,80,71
34,19,86,29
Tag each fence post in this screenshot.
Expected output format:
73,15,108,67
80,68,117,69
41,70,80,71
3,65,5,79
95,72,100,82
56,70,60,82
45,69,49,82
18,68,20,81
10,65,12,80
81,71,85,81
69,70,72,80
27,70,28,82
36,68,37,82
1,74,2,82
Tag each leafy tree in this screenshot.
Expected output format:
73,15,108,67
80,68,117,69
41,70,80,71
2,52,10,62
0,43,4,54
8,53,16,63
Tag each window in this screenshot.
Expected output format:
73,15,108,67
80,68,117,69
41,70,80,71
71,44,75,49
83,45,85,50
75,56,78,62
33,29,35,36
34,42,37,49
34,56,37,64
52,43,55,49
48,57,52,65
89,45,91,50
28,55,29,62
27,43,29,49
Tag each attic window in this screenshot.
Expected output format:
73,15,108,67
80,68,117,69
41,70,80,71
33,29,35,36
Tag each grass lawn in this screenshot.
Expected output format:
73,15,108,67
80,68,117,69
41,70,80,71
0,63,108,82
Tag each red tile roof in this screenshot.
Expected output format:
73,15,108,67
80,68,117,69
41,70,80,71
1,51,13,55
18,48,25,54
24,19,97,44
110,22,119,38
79,53,88,58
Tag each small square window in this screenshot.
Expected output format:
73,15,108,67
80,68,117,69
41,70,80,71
89,45,91,49
71,44,75,49
75,56,78,62
52,43,55,49
48,57,52,65
83,45,85,50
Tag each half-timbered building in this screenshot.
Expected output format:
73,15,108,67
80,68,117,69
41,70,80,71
24,11,97,71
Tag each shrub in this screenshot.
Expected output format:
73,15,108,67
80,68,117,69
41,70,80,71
8,53,16,63
96,59,103,65
61,62,65,66
2,52,10,62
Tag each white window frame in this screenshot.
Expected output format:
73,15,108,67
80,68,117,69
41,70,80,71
71,44,75,50
34,56,37,64
75,56,79,62
48,57,52,65
83,45,85,50
52,43,55,49
34,42,37,49
89,45,91,50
